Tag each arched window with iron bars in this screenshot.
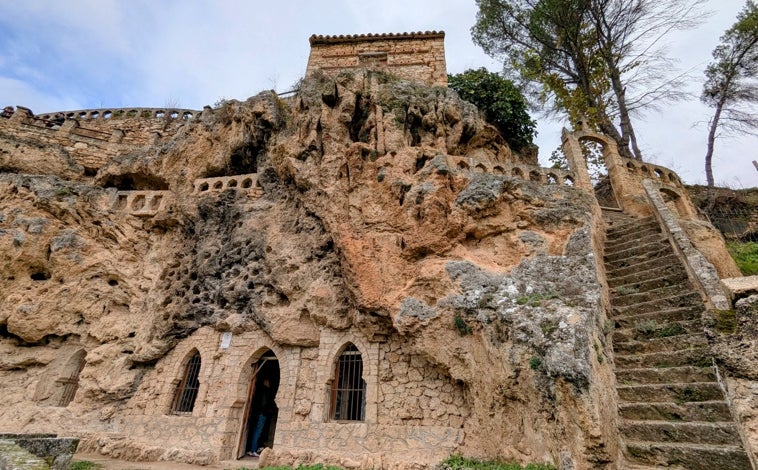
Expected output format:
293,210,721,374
330,343,365,421
171,350,202,414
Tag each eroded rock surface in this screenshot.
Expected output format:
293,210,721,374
0,71,617,469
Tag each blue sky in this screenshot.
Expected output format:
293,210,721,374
0,0,755,187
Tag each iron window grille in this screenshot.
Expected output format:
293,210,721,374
171,351,202,414
330,344,366,421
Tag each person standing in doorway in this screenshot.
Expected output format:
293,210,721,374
247,378,275,457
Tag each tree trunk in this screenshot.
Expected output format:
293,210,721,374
610,70,642,160
705,100,724,209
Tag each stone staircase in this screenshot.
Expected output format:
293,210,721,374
603,213,753,469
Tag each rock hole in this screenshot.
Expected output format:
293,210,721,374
108,279,118,286
30,270,51,281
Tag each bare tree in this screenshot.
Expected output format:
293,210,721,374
473,0,706,160
702,0,758,205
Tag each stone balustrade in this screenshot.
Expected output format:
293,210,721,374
110,190,172,217
621,157,683,187
37,107,203,122
448,156,575,187
193,174,263,196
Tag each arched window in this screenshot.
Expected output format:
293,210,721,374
330,344,365,421
171,350,202,414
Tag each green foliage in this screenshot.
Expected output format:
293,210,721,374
441,454,556,470
260,466,342,470
713,309,738,334
454,315,473,336
69,462,103,470
615,285,638,295
634,320,686,339
515,293,559,307
726,241,758,275
448,68,536,151
529,355,543,370
472,0,704,160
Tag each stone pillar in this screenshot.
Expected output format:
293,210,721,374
10,106,32,123
109,129,124,143
560,128,593,192
59,119,78,134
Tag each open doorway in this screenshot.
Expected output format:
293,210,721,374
238,350,280,459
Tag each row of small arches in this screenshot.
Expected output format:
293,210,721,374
194,175,259,193
38,108,200,121
624,160,681,186
455,160,575,187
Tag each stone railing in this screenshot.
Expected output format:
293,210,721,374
193,174,263,195
643,179,729,309
110,190,173,217
0,434,79,470
37,107,203,122
448,156,575,187
621,157,683,188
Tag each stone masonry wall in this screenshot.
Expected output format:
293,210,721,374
306,32,447,86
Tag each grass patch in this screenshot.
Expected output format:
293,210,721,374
453,315,472,336
615,285,638,295
441,454,556,470
713,309,737,334
634,320,686,339
260,466,342,470
529,356,543,370
726,241,758,275
70,462,103,470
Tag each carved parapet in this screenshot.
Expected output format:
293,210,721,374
448,156,576,187
110,190,173,217
620,157,683,188
38,107,202,121
193,174,263,197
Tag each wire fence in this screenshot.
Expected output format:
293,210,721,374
704,206,758,241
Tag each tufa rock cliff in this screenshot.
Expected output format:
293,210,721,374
1,70,619,468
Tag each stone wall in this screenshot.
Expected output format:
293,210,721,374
89,326,467,467
307,32,447,86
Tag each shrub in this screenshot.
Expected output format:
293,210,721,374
441,454,556,470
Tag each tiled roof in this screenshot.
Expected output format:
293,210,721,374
309,31,445,45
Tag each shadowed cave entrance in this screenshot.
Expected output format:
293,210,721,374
238,350,280,459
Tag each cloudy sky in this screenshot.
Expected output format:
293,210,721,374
0,1,755,187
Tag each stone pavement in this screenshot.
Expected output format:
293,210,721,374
73,453,259,470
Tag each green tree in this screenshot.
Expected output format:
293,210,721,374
702,0,758,205
448,68,536,151
472,0,705,160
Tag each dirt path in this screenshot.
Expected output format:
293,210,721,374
73,453,260,470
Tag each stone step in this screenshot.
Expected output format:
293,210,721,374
604,240,672,264
616,366,716,385
605,245,678,271
613,292,702,317
611,283,696,307
610,270,690,294
606,253,683,279
605,231,667,255
620,420,741,445
613,305,704,328
615,348,711,369
617,382,724,403
608,263,688,288
614,333,708,355
614,319,702,342
606,218,658,238
606,228,663,248
618,401,732,422
623,441,752,469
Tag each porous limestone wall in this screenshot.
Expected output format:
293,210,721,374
307,32,447,87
